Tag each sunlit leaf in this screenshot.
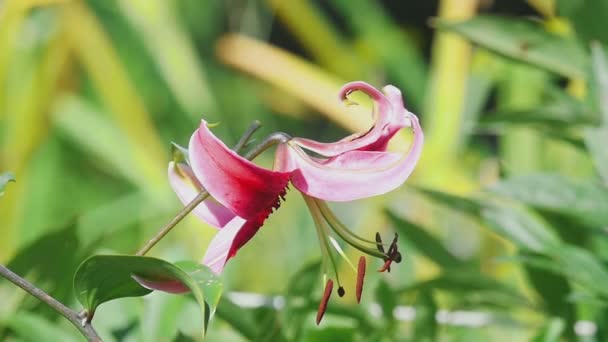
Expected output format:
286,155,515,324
117,0,217,120
63,1,166,191
73,255,222,337
585,43,608,185
481,202,561,253
437,15,588,78
490,173,608,228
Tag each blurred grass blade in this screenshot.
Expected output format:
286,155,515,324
0,1,27,116
0,172,14,196
385,210,461,268
267,0,361,80
7,311,81,342
216,34,369,132
117,0,217,119
423,0,477,164
62,1,166,191
331,0,428,111
74,255,222,337
532,318,565,342
436,15,588,79
52,96,144,187
481,202,561,253
0,18,71,261
490,173,608,228
585,43,608,185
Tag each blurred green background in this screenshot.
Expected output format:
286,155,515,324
1,0,608,340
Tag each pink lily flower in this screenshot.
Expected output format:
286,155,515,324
136,81,423,321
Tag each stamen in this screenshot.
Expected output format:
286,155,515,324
317,279,333,325
328,236,356,272
316,200,384,246
356,256,366,303
303,195,344,290
315,199,387,259
375,232,385,254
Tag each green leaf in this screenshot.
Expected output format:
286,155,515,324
550,245,608,298
385,210,461,268
532,318,566,342
585,43,608,185
73,255,222,337
0,171,15,196
436,15,587,79
558,0,608,45
416,187,482,217
375,280,396,327
481,202,561,253
490,173,608,228
480,87,597,128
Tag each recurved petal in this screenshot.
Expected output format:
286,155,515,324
287,114,423,201
168,162,236,229
292,81,394,156
188,120,291,220
201,215,247,274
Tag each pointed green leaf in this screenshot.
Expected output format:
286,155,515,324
481,202,561,253
437,16,587,78
0,171,15,196
73,255,222,337
490,173,608,228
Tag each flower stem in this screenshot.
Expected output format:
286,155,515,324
0,264,102,342
136,123,291,256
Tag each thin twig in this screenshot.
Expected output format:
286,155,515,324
135,123,291,257
0,264,102,342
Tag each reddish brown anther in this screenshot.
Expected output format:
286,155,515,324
378,258,393,273
316,279,334,325
356,256,366,303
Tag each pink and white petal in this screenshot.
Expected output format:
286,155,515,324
188,121,291,220
292,81,394,156
288,114,423,201
168,162,236,229
201,215,247,274
132,275,189,294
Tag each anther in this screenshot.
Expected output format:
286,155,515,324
356,256,366,303
375,232,385,254
337,286,345,297
317,279,334,325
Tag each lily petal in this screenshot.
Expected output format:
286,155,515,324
132,275,189,294
292,81,395,157
285,113,423,201
188,120,290,220
168,161,236,229
201,215,246,274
